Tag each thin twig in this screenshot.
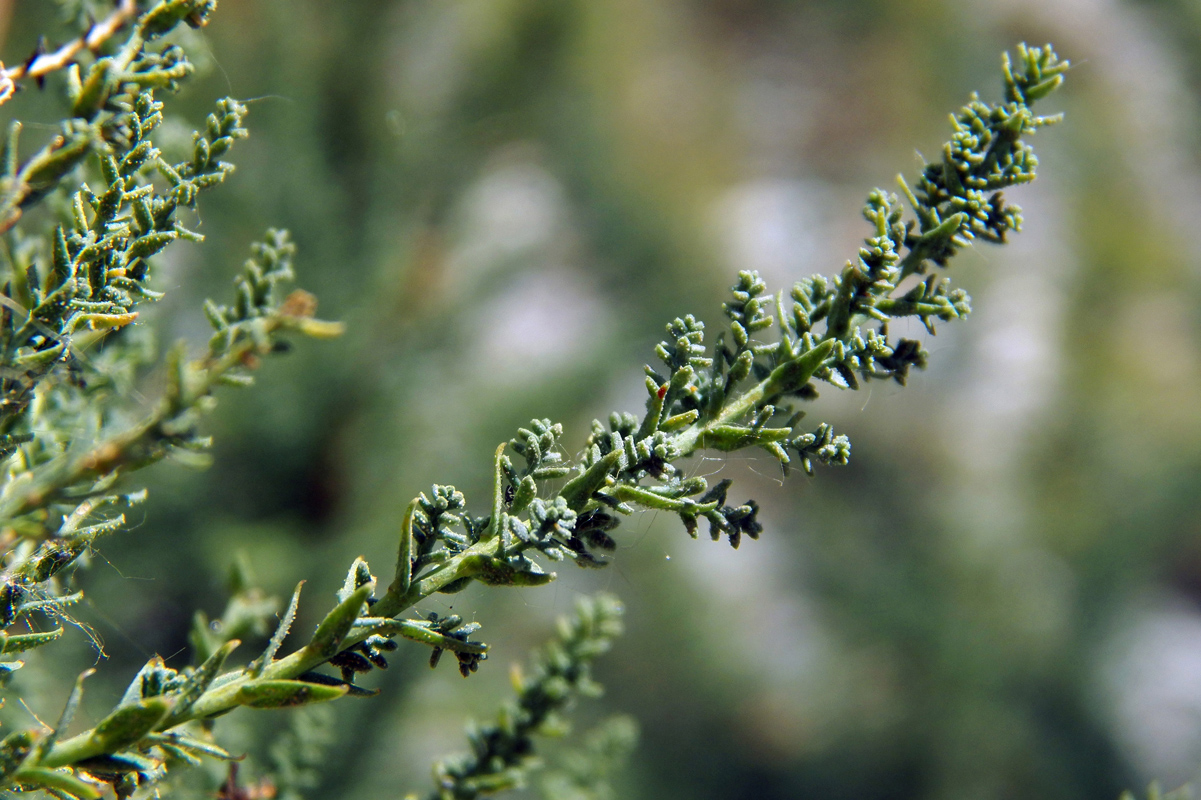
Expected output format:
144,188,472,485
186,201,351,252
0,0,137,105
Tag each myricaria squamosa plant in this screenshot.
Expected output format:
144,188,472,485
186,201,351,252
0,1,1068,796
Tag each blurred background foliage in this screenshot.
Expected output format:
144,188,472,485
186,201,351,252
4,1,1201,798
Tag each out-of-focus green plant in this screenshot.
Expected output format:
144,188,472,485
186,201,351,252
423,594,625,800
1122,783,1195,800
0,0,1069,796
536,714,638,800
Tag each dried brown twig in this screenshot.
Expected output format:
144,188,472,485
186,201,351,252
0,0,137,105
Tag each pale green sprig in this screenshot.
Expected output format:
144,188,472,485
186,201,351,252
0,0,218,232
427,594,625,800
0,231,340,646
538,715,639,800
0,226,341,799
0,91,248,442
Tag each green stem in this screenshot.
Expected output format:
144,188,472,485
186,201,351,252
38,536,494,770
0,318,286,525
673,338,835,457
482,443,507,541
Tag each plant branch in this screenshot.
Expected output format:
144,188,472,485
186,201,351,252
0,0,139,106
